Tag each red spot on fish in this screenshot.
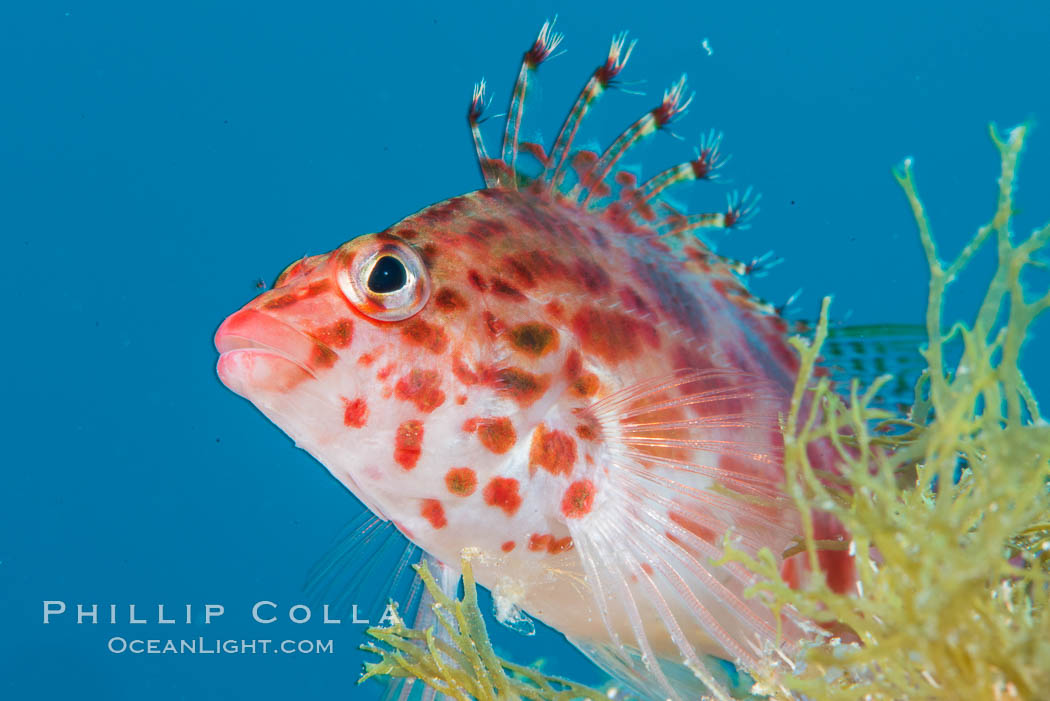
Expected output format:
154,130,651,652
424,197,468,222
640,562,654,576
510,249,569,283
571,373,599,397
529,425,577,476
564,349,582,380
549,536,573,554
262,280,332,310
820,547,855,594
445,467,478,497
561,480,595,518
434,287,467,312
668,511,718,544
263,294,296,309
527,533,574,554
466,416,517,454
302,278,333,298
528,533,552,551
308,318,354,348
575,423,597,441
718,453,760,479
452,354,478,385
574,258,612,293
491,367,549,408
505,255,537,288
394,420,424,470
467,270,488,292
309,344,338,369
420,242,438,266
465,218,510,242
780,557,801,589
342,397,368,428
400,319,449,354
456,394,467,405
485,218,511,236
394,369,446,413
421,499,447,529
483,312,505,337
377,363,397,381
397,228,419,240
571,307,648,363
483,477,522,516
491,277,526,301
508,322,558,357
781,540,854,595
358,352,377,366
512,206,543,233
619,286,651,315
544,300,564,319
501,540,516,553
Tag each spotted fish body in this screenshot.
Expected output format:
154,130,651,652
216,23,851,699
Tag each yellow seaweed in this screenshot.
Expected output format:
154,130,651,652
725,124,1050,700
360,555,608,701
361,124,1050,700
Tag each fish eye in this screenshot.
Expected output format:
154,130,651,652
367,256,408,294
336,235,431,322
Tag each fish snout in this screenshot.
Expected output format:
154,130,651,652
214,309,319,396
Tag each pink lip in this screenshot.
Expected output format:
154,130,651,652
214,309,318,396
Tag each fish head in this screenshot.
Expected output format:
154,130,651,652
215,193,579,559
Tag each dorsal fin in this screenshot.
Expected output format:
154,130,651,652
467,23,758,242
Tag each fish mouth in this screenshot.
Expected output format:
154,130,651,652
215,309,319,396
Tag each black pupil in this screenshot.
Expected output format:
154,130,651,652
367,256,408,294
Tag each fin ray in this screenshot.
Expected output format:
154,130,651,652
563,367,805,693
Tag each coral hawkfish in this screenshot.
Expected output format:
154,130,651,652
216,21,859,700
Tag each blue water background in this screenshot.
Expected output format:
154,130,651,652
3,1,1049,698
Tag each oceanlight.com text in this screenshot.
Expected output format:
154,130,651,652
107,637,334,655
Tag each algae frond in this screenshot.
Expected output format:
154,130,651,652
724,124,1050,700
360,556,607,701
362,125,1050,700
